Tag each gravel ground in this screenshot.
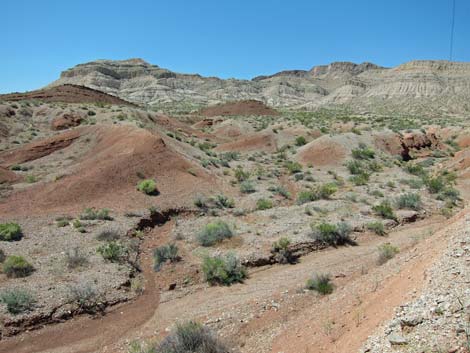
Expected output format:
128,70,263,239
362,212,470,353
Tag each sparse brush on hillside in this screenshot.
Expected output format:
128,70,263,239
372,200,396,220
271,237,296,264
3,255,34,278
0,288,35,315
377,243,399,265
137,179,158,195
396,192,422,210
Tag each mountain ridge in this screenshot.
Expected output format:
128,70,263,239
49,58,470,115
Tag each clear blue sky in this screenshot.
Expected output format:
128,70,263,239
2,0,469,93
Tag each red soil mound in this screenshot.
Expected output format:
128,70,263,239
296,136,347,166
0,84,135,106
51,113,83,130
0,129,82,166
0,166,21,184
198,100,279,117
214,131,278,153
0,125,218,216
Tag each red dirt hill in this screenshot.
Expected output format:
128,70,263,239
0,84,136,106
0,125,219,216
198,100,279,117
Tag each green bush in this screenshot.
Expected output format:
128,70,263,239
197,221,233,246
306,273,333,295
256,198,273,210
425,176,445,194
0,249,5,263
285,161,302,174
372,200,396,220
0,288,35,314
214,194,234,209
80,208,112,220
295,136,307,146
352,143,375,160
153,244,179,271
97,241,127,263
68,283,100,312
202,253,246,286
240,180,256,194
346,160,366,175
349,173,370,186
311,222,354,246
377,243,399,265
296,183,337,205
366,221,386,236
234,167,250,182
396,193,422,210
271,237,296,264
137,179,158,195
3,256,34,278
155,321,229,353
269,185,291,199
0,223,23,241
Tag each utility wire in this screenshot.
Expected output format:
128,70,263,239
449,0,456,61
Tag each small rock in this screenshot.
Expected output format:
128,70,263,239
388,333,408,345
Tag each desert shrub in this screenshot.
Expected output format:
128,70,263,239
296,190,317,205
401,178,424,189
0,288,35,314
79,208,112,220
153,244,179,271
405,163,427,177
0,249,5,263
311,222,354,246
366,221,386,236
3,256,34,278
377,243,399,265
197,221,233,246
0,223,23,241
396,193,422,210
68,283,101,312
368,160,383,172
295,136,307,146
372,200,396,220
96,229,120,241
256,198,273,210
155,321,229,353
220,151,240,162
285,161,302,174
25,175,37,183
318,183,338,199
55,216,72,227
234,167,250,182
214,194,234,209
349,173,370,186
240,180,256,194
271,237,296,264
346,160,366,175
352,143,375,160
65,247,88,269
269,185,291,199
87,110,96,116
202,253,246,286
437,187,460,205
425,176,446,194
137,179,158,195
305,273,333,295
72,219,86,233
97,241,127,263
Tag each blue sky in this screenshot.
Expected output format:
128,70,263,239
1,0,469,93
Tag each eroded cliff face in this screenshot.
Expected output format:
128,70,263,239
49,58,470,115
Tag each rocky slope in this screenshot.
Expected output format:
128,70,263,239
48,59,470,116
